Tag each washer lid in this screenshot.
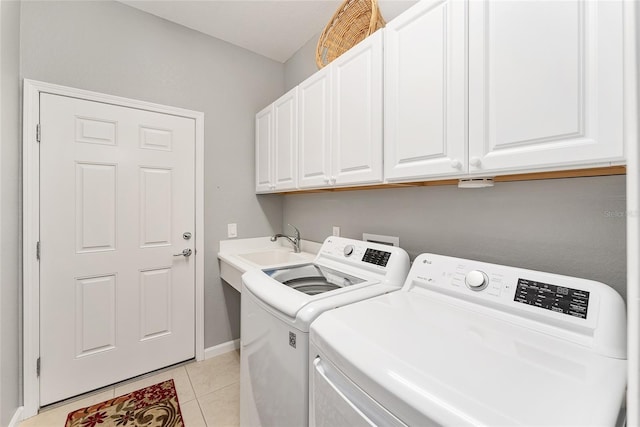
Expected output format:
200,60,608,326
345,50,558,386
264,263,366,295
242,266,375,319
310,291,627,426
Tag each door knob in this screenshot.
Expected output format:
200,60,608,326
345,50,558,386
174,248,192,257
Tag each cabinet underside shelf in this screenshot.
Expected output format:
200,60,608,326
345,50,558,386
277,166,626,195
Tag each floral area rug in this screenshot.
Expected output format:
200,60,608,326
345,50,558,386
65,379,184,427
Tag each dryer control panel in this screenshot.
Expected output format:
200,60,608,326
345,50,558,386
514,278,589,319
405,253,627,359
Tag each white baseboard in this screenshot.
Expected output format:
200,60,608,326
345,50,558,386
8,406,24,427
204,339,240,359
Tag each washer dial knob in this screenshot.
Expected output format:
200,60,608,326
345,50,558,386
343,245,355,257
465,270,489,291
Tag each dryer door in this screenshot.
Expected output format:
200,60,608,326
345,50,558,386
310,356,408,427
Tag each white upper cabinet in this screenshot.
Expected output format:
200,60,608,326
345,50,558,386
255,87,298,193
331,30,384,186
468,0,625,174
259,0,631,192
255,105,273,193
273,88,298,191
299,67,332,188
384,0,467,181
298,30,384,189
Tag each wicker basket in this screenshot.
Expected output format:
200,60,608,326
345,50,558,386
315,0,386,69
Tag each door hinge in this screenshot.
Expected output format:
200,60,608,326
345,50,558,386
36,124,41,143
36,357,40,377
36,241,40,261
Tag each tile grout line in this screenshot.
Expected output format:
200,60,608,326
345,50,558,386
184,363,199,399
195,395,209,427
185,361,213,426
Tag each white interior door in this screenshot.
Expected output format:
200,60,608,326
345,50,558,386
39,93,196,405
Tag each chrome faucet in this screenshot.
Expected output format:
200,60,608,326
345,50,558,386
271,224,301,253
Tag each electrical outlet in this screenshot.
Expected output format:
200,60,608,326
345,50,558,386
333,226,340,237
227,223,237,238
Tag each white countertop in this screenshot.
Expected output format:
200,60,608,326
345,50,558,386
218,237,320,292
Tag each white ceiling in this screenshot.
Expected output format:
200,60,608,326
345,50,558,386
119,0,417,63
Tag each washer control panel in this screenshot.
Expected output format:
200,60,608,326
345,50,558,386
315,237,409,286
362,248,391,267
320,238,394,267
465,270,489,291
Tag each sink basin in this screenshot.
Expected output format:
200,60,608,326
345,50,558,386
238,250,309,266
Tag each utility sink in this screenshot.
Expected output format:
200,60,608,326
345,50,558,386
239,250,308,266
219,237,320,292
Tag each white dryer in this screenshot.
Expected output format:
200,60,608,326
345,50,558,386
240,236,410,427
310,253,627,426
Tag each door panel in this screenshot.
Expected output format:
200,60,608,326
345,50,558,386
75,274,116,357
139,167,172,247
75,163,117,252
40,93,196,405
139,268,172,340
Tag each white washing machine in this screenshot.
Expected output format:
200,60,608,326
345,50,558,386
310,253,627,426
240,236,410,427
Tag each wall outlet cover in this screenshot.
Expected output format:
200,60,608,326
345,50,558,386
227,223,238,238
333,226,340,237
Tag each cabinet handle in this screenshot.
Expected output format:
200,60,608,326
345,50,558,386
323,176,330,183
451,159,462,169
469,157,482,167
330,177,336,184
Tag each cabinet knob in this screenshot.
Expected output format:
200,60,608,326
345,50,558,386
469,157,482,167
451,159,462,169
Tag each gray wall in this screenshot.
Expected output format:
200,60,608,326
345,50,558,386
20,0,285,348
283,176,628,299
284,33,319,92
283,42,627,300
1,1,22,425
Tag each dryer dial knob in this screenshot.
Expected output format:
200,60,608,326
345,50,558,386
344,245,354,257
465,270,489,291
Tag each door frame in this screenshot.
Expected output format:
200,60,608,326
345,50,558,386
22,79,205,417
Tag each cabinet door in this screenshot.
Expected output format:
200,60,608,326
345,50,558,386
385,0,467,181
468,0,625,174
331,30,383,186
255,104,273,193
298,68,332,189
273,88,298,191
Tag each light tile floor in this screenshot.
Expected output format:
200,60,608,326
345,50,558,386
19,350,240,427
